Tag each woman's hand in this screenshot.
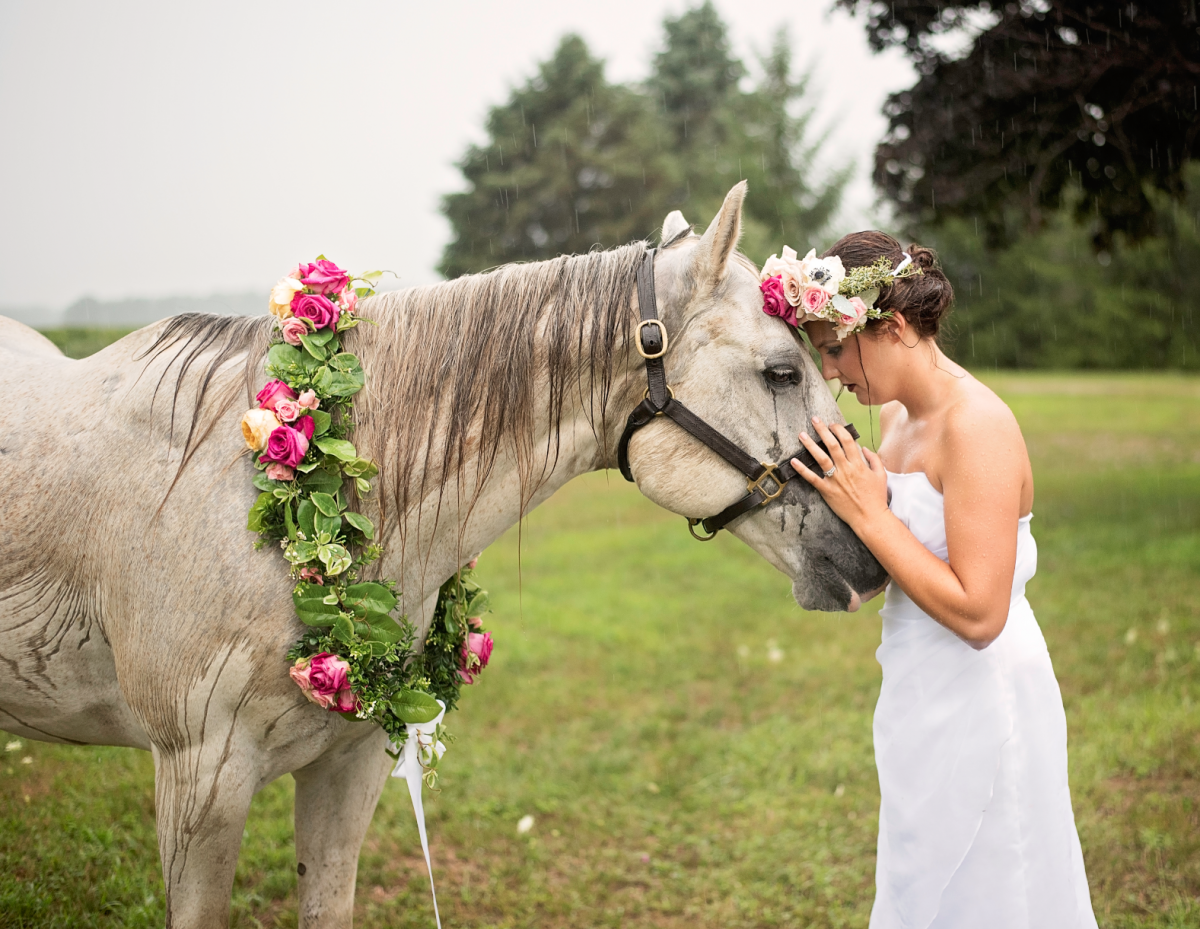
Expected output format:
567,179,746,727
792,416,890,531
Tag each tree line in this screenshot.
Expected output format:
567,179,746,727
441,1,1200,370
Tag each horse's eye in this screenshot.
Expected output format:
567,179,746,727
764,366,799,388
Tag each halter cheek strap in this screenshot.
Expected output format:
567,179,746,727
617,247,859,540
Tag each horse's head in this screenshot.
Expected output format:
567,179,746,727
616,182,887,611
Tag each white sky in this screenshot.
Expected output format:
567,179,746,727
0,0,912,311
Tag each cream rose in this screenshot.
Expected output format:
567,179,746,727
268,277,305,319
241,408,282,451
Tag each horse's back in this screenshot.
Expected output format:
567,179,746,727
0,315,68,361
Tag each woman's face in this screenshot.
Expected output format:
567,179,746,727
803,321,878,406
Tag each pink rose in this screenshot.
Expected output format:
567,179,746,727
298,566,324,585
780,272,804,307
338,288,358,314
256,379,297,413
259,424,309,468
280,316,310,346
458,630,494,684
275,398,301,423
297,389,319,411
265,462,295,481
801,286,830,315
291,652,356,711
293,414,315,441
292,293,339,331
760,276,798,327
840,296,869,328
299,259,350,295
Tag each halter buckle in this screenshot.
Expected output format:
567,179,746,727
747,463,785,503
635,320,669,359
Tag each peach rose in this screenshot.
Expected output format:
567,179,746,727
801,286,830,315
269,276,304,319
275,398,301,423
266,462,295,481
297,390,319,411
241,408,282,451
280,317,309,346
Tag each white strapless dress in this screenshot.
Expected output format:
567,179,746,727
870,471,1097,929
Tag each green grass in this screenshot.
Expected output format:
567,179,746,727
2,369,1198,928
36,328,137,359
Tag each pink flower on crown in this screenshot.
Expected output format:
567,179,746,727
280,316,309,346
458,630,494,684
256,379,297,413
299,260,350,295
292,293,339,331
761,275,798,327
297,390,319,411
801,286,830,317
338,288,358,314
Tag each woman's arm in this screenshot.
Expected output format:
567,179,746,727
794,405,1027,648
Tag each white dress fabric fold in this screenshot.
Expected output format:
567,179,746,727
870,471,1097,929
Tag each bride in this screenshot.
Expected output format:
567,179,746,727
768,232,1098,928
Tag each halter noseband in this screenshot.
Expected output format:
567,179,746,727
616,247,859,541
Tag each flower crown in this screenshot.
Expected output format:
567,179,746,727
759,247,922,339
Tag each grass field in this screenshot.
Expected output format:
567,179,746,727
2,367,1198,928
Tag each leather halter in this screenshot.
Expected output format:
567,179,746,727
616,247,860,540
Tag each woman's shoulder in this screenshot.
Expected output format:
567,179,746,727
939,378,1030,479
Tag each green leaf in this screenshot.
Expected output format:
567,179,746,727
310,492,340,517
466,591,491,617
313,511,341,539
296,458,321,473
365,616,406,644
342,458,379,479
343,511,374,539
300,468,341,496
333,614,355,644
390,689,442,724
318,543,352,576
310,409,332,437
315,438,358,461
355,477,371,495
283,501,297,541
298,332,328,361
297,499,316,538
360,270,384,282
293,585,339,626
246,492,275,533
252,471,274,492
285,539,318,565
306,328,338,348
325,369,365,397
345,582,397,615
313,367,335,394
266,342,304,373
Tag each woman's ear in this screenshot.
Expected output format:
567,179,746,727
880,310,909,344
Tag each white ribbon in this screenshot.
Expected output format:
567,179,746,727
892,252,914,276
390,700,447,929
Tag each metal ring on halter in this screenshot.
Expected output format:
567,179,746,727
687,518,718,541
823,466,837,478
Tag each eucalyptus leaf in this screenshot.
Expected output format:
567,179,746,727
390,689,442,724
310,492,340,517
343,511,374,539
315,438,357,461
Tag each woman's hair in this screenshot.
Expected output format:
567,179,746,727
821,231,953,340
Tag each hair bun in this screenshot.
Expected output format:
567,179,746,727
907,244,938,271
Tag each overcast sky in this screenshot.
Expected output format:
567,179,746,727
0,0,911,313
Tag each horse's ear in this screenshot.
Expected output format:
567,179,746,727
662,210,690,242
694,181,747,287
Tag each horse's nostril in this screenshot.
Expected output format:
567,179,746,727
846,590,862,613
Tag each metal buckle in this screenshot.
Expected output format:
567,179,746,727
635,319,669,359
687,517,718,541
747,463,785,503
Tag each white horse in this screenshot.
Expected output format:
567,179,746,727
0,184,883,927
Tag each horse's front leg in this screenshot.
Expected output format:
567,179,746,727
151,735,259,928
293,721,394,928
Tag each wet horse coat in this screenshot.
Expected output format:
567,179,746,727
0,186,885,927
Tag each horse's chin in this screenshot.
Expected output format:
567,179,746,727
790,577,863,613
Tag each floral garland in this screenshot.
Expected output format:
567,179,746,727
240,258,493,774
759,246,922,339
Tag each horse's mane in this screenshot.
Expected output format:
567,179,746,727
139,242,648,535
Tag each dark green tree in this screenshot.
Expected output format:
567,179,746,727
839,0,1200,246
438,36,677,278
440,5,847,277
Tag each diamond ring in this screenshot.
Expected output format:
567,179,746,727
823,466,837,478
